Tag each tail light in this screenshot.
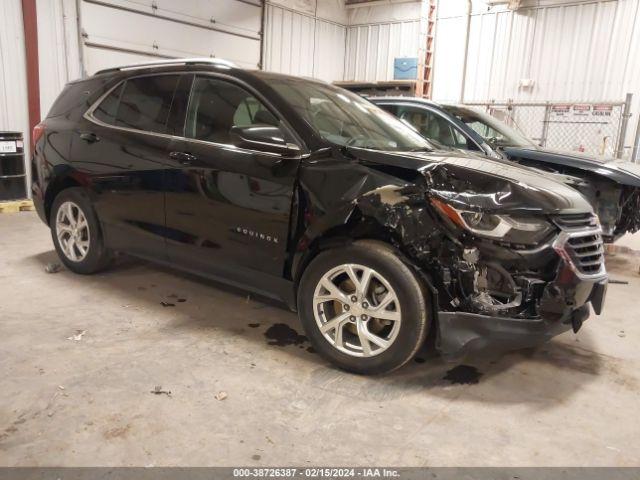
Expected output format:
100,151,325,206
32,123,45,151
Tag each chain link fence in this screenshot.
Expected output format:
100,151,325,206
463,96,633,159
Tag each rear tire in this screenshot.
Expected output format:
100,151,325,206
298,240,429,375
50,187,111,274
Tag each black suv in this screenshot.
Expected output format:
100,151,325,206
32,59,607,374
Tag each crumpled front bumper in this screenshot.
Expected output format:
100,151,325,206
435,258,608,358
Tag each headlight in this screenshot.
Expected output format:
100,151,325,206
431,198,555,245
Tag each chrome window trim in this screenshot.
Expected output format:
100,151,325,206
83,71,306,160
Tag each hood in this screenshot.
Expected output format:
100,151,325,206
349,147,593,215
503,146,640,188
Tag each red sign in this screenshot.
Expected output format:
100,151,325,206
593,105,613,116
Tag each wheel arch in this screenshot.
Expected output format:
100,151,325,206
44,175,84,224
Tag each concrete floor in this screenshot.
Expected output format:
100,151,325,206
1,211,639,467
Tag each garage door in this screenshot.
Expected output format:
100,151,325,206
79,0,262,75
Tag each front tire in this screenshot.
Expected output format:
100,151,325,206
50,187,111,274
298,240,429,375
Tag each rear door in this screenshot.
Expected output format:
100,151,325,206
164,75,300,288
73,74,180,260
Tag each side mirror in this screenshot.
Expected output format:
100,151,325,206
230,125,301,156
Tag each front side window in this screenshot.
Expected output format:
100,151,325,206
185,77,279,144
267,79,432,152
92,75,180,134
442,106,535,148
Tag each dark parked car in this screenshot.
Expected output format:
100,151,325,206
371,97,640,242
32,59,607,374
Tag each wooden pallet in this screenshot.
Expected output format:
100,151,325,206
0,199,34,213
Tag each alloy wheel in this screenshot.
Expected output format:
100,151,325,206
56,201,91,262
312,263,402,357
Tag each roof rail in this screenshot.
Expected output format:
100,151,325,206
94,57,237,76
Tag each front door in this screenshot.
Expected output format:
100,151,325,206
164,75,299,289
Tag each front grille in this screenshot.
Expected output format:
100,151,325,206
553,213,597,230
566,234,604,275
553,213,605,276
567,233,604,275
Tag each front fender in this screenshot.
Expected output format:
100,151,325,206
290,178,439,284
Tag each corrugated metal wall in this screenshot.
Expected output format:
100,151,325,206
0,0,30,191
0,0,29,135
433,0,640,156
434,0,639,102
344,1,422,82
37,0,81,119
263,0,422,83
344,20,421,81
263,2,346,82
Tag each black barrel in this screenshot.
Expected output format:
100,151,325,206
0,131,27,201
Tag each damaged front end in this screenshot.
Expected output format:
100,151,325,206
355,160,608,358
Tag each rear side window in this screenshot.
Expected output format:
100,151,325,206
116,76,179,133
92,75,180,134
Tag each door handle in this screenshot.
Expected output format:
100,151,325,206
80,132,100,143
169,151,197,166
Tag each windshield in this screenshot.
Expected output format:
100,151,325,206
268,78,433,152
442,106,536,148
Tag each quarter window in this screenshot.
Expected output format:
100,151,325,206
185,77,278,144
93,83,124,125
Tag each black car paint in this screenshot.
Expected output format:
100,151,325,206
32,65,607,357
371,97,640,240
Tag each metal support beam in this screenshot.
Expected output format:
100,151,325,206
459,0,472,103
633,112,640,163
20,0,40,145
617,93,633,159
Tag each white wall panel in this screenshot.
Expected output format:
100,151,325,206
0,0,29,135
347,1,421,24
343,1,421,82
80,0,262,74
434,0,640,102
314,19,347,81
263,2,346,82
264,5,316,77
120,0,262,37
0,0,30,190
344,20,421,81
37,0,81,118
432,0,640,154
269,0,348,24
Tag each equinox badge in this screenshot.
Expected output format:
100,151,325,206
234,226,279,244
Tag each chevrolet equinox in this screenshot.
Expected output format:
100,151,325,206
32,59,607,374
